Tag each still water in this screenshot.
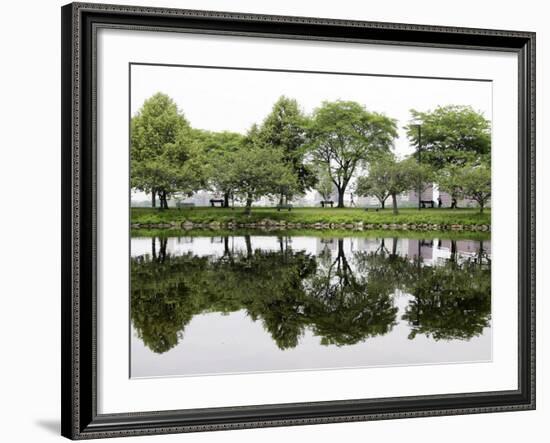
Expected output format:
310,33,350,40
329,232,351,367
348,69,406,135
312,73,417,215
130,232,492,378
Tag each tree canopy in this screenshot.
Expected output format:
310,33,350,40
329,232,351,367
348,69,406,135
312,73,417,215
405,105,491,169
220,144,298,213
309,101,397,207
131,92,191,208
256,96,316,202
130,93,491,213
356,155,427,214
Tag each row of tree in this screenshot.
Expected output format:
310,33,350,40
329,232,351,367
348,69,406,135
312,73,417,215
355,155,491,214
131,93,491,212
131,235,491,353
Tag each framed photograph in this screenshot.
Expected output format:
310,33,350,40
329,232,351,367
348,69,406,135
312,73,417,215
61,2,535,439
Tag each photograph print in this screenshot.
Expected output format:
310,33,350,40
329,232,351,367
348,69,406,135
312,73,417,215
129,63,492,379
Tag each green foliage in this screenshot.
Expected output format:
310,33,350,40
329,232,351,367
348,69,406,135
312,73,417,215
131,93,189,163
131,207,491,227
131,237,400,352
309,101,397,207
315,169,335,201
304,240,398,345
193,129,245,201
438,162,491,213
222,145,299,213
405,105,491,168
437,163,464,200
460,163,491,213
403,257,491,340
404,157,435,197
133,228,491,242
357,155,431,215
131,93,194,208
356,172,390,209
131,234,491,353
130,94,491,218
256,96,316,199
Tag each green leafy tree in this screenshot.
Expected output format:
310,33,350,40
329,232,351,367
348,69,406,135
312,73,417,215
406,160,435,210
309,101,397,208
357,155,419,215
437,164,464,206
224,145,298,214
165,129,211,198
356,166,390,209
196,130,245,207
315,169,335,202
131,93,190,208
460,163,491,213
257,96,316,204
405,105,491,169
438,163,491,212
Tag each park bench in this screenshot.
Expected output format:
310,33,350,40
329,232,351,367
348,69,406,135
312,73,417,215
276,204,293,212
320,200,334,208
209,199,225,207
420,200,435,208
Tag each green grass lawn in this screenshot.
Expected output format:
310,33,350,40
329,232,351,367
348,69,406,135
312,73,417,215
132,227,490,241
131,206,490,227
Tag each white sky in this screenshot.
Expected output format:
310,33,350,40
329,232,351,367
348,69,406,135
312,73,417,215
131,64,492,159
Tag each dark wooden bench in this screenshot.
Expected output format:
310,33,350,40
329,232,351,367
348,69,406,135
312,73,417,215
420,200,434,209
276,204,292,212
209,199,225,207
320,200,334,208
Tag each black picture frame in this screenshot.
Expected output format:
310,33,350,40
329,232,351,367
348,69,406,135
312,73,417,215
61,2,536,439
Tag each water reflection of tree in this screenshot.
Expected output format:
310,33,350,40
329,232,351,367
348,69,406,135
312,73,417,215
132,236,398,352
131,253,211,353
401,258,491,340
303,239,398,346
131,235,491,354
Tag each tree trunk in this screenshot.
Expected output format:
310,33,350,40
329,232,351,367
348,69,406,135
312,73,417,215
278,193,284,206
479,200,484,213
157,190,163,210
245,235,252,258
337,188,345,208
223,192,230,208
244,194,253,215
151,188,156,208
391,193,398,215
159,238,167,262
223,236,230,257
158,191,167,210
450,239,457,262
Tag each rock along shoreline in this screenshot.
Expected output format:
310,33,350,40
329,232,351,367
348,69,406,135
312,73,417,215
131,220,490,232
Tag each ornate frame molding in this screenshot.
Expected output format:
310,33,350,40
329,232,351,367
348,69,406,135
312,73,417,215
61,2,535,439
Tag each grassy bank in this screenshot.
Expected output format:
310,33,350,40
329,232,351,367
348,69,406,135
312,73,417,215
132,227,490,241
131,207,490,227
